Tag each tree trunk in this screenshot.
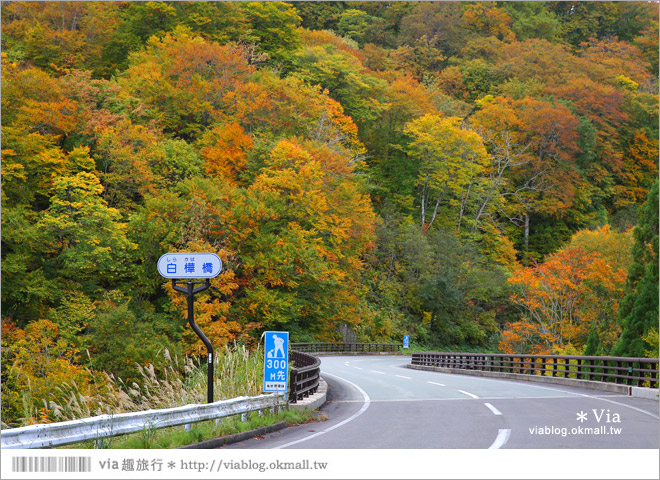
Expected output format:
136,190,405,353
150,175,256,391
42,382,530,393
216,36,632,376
524,212,529,253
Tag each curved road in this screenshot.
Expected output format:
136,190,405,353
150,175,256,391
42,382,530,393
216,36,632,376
225,355,659,449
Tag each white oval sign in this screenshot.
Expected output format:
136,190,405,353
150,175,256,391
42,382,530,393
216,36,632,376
157,252,222,279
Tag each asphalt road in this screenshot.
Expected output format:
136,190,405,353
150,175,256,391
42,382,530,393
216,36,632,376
224,355,659,449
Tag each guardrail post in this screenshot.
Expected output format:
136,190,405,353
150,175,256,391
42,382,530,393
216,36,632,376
290,367,299,403
627,363,634,386
576,358,582,379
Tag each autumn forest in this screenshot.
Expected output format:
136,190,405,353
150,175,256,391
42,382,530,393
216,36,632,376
1,1,658,425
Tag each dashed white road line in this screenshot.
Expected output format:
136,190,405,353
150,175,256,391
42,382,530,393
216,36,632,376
488,429,511,449
483,402,502,415
421,371,659,419
427,381,446,386
370,370,386,374
395,375,412,379
458,390,479,399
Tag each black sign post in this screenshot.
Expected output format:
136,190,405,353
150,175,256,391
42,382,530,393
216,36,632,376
172,278,214,403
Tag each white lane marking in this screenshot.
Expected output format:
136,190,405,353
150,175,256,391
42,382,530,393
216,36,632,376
331,398,479,403
418,370,659,419
353,367,363,370
484,402,502,415
274,372,371,449
370,370,385,374
328,394,632,403
488,429,511,449
427,381,446,387
395,375,412,379
458,389,479,399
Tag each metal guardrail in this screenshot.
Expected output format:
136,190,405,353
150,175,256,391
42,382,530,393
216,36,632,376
289,350,321,403
0,393,286,449
411,352,659,388
291,342,401,354
2,344,392,449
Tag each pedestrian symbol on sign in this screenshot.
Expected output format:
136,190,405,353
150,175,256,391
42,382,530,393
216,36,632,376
267,334,286,359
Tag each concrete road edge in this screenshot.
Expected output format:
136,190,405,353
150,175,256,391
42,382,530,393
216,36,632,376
288,378,328,411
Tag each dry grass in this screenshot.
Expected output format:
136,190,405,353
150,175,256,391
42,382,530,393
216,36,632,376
21,343,265,425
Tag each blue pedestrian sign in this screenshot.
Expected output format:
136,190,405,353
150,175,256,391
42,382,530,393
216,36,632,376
157,253,222,279
403,335,410,349
263,331,289,392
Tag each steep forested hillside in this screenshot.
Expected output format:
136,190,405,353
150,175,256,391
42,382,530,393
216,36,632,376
2,1,658,425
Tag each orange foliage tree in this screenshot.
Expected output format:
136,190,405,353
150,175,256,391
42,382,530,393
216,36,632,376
238,139,376,339
1,319,100,425
498,320,549,355
504,235,628,354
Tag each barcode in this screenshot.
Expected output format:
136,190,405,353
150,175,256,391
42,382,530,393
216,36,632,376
12,456,91,473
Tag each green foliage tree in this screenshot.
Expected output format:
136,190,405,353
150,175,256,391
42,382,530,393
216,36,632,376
397,2,467,66
295,1,347,31
291,31,387,125
550,1,655,47
87,296,181,381
613,181,659,357
336,9,375,47
241,1,302,70
504,2,561,42
39,172,136,288
403,115,490,233
366,217,508,349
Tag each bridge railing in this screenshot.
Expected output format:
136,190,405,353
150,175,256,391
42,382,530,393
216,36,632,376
289,350,321,403
411,352,659,388
291,342,401,354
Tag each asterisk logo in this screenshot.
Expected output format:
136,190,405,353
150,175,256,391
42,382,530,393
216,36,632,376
577,411,588,422
167,461,176,469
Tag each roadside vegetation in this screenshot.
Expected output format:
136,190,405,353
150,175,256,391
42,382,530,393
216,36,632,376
2,344,264,428
60,408,322,449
